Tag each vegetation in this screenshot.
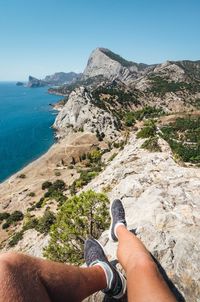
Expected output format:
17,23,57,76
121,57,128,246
92,86,140,107
28,192,35,197
123,106,164,127
8,210,56,247
148,75,196,96
70,149,103,194
1,210,24,229
141,137,161,152
44,190,110,264
101,49,135,67
137,120,157,139
0,212,10,222
42,181,53,190
35,210,56,234
18,174,26,179
8,231,24,247
160,116,200,163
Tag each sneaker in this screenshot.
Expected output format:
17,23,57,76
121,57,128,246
109,199,127,242
84,238,126,299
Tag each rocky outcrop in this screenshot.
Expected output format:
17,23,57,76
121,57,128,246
27,76,46,88
82,135,200,302
53,87,120,140
27,72,81,88
16,81,24,86
83,48,149,83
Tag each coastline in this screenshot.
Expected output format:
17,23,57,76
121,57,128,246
0,131,99,212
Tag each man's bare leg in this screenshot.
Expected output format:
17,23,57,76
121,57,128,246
116,225,177,302
0,252,107,302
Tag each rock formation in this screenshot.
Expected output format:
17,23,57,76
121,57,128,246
27,72,81,88
53,86,120,140
83,135,200,302
27,76,46,88
83,47,149,82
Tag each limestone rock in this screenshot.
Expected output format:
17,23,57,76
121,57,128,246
53,86,120,140
83,135,200,302
83,48,148,82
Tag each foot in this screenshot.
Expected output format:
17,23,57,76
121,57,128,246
109,199,127,242
84,238,126,299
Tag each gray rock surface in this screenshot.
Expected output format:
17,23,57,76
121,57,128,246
83,135,200,302
83,48,148,83
53,86,120,140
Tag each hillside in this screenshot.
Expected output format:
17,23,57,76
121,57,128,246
50,48,200,113
0,47,200,301
27,72,81,87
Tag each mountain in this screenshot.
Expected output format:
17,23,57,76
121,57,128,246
50,48,200,113
83,47,150,82
44,72,82,85
27,76,46,88
27,72,82,88
1,47,200,302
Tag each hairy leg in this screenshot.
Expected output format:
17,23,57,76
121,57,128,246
0,252,107,302
116,225,177,302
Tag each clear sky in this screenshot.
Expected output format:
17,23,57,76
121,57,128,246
0,0,200,81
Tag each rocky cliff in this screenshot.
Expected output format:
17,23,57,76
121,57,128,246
27,72,81,88
53,86,120,140
83,47,149,82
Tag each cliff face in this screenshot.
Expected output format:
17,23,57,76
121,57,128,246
53,86,120,140
27,72,81,87
27,76,46,88
83,48,148,82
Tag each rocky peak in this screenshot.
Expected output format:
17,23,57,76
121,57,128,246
83,48,148,82
27,76,46,88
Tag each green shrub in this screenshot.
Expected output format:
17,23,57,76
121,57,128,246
8,231,24,247
141,137,161,152
0,212,10,222
18,173,26,179
42,181,52,190
51,180,66,191
6,211,24,225
36,210,56,234
2,222,10,229
23,217,38,231
44,190,110,264
35,198,44,208
137,120,157,138
124,112,136,127
88,150,102,163
28,192,35,197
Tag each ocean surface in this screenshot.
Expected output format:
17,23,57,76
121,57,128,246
0,82,61,183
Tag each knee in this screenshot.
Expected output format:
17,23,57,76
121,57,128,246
126,253,157,274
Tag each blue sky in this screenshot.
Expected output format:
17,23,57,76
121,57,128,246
0,0,200,80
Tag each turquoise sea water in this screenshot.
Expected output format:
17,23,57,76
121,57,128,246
0,82,61,183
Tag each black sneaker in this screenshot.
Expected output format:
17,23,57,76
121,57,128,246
84,238,126,299
109,199,127,242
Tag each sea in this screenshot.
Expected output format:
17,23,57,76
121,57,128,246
0,82,61,183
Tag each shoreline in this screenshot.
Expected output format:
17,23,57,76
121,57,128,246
0,131,99,212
